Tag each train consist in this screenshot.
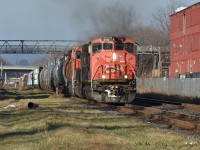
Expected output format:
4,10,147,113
20,36,137,103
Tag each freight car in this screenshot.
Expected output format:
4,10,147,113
63,36,137,103
19,73,28,87
27,71,33,86
19,68,40,87
39,63,55,90
170,2,200,78
52,57,65,93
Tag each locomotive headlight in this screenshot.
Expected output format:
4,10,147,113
124,75,128,79
112,53,117,61
102,75,106,79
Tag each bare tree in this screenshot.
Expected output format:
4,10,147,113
88,3,139,39
132,25,166,46
152,0,187,46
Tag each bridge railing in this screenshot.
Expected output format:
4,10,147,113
0,40,85,54
1,66,37,70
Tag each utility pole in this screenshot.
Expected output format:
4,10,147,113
158,46,162,77
152,49,157,77
0,62,3,86
4,72,7,85
1,62,2,79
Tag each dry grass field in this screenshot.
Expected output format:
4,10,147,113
0,88,199,150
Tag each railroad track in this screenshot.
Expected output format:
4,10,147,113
136,97,200,112
71,97,200,132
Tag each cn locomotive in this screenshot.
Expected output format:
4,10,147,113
27,36,137,104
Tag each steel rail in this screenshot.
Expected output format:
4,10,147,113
71,97,200,132
136,97,200,112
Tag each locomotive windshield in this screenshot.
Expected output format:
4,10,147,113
115,43,124,50
103,43,112,50
92,43,102,53
125,43,134,53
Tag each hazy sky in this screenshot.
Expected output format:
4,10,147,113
0,0,199,64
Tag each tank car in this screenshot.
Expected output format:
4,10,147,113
39,65,47,90
27,71,33,86
52,57,65,93
33,68,39,87
64,36,137,103
45,63,54,91
39,63,54,91
19,73,28,87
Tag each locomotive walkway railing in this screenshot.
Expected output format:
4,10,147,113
0,40,84,54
